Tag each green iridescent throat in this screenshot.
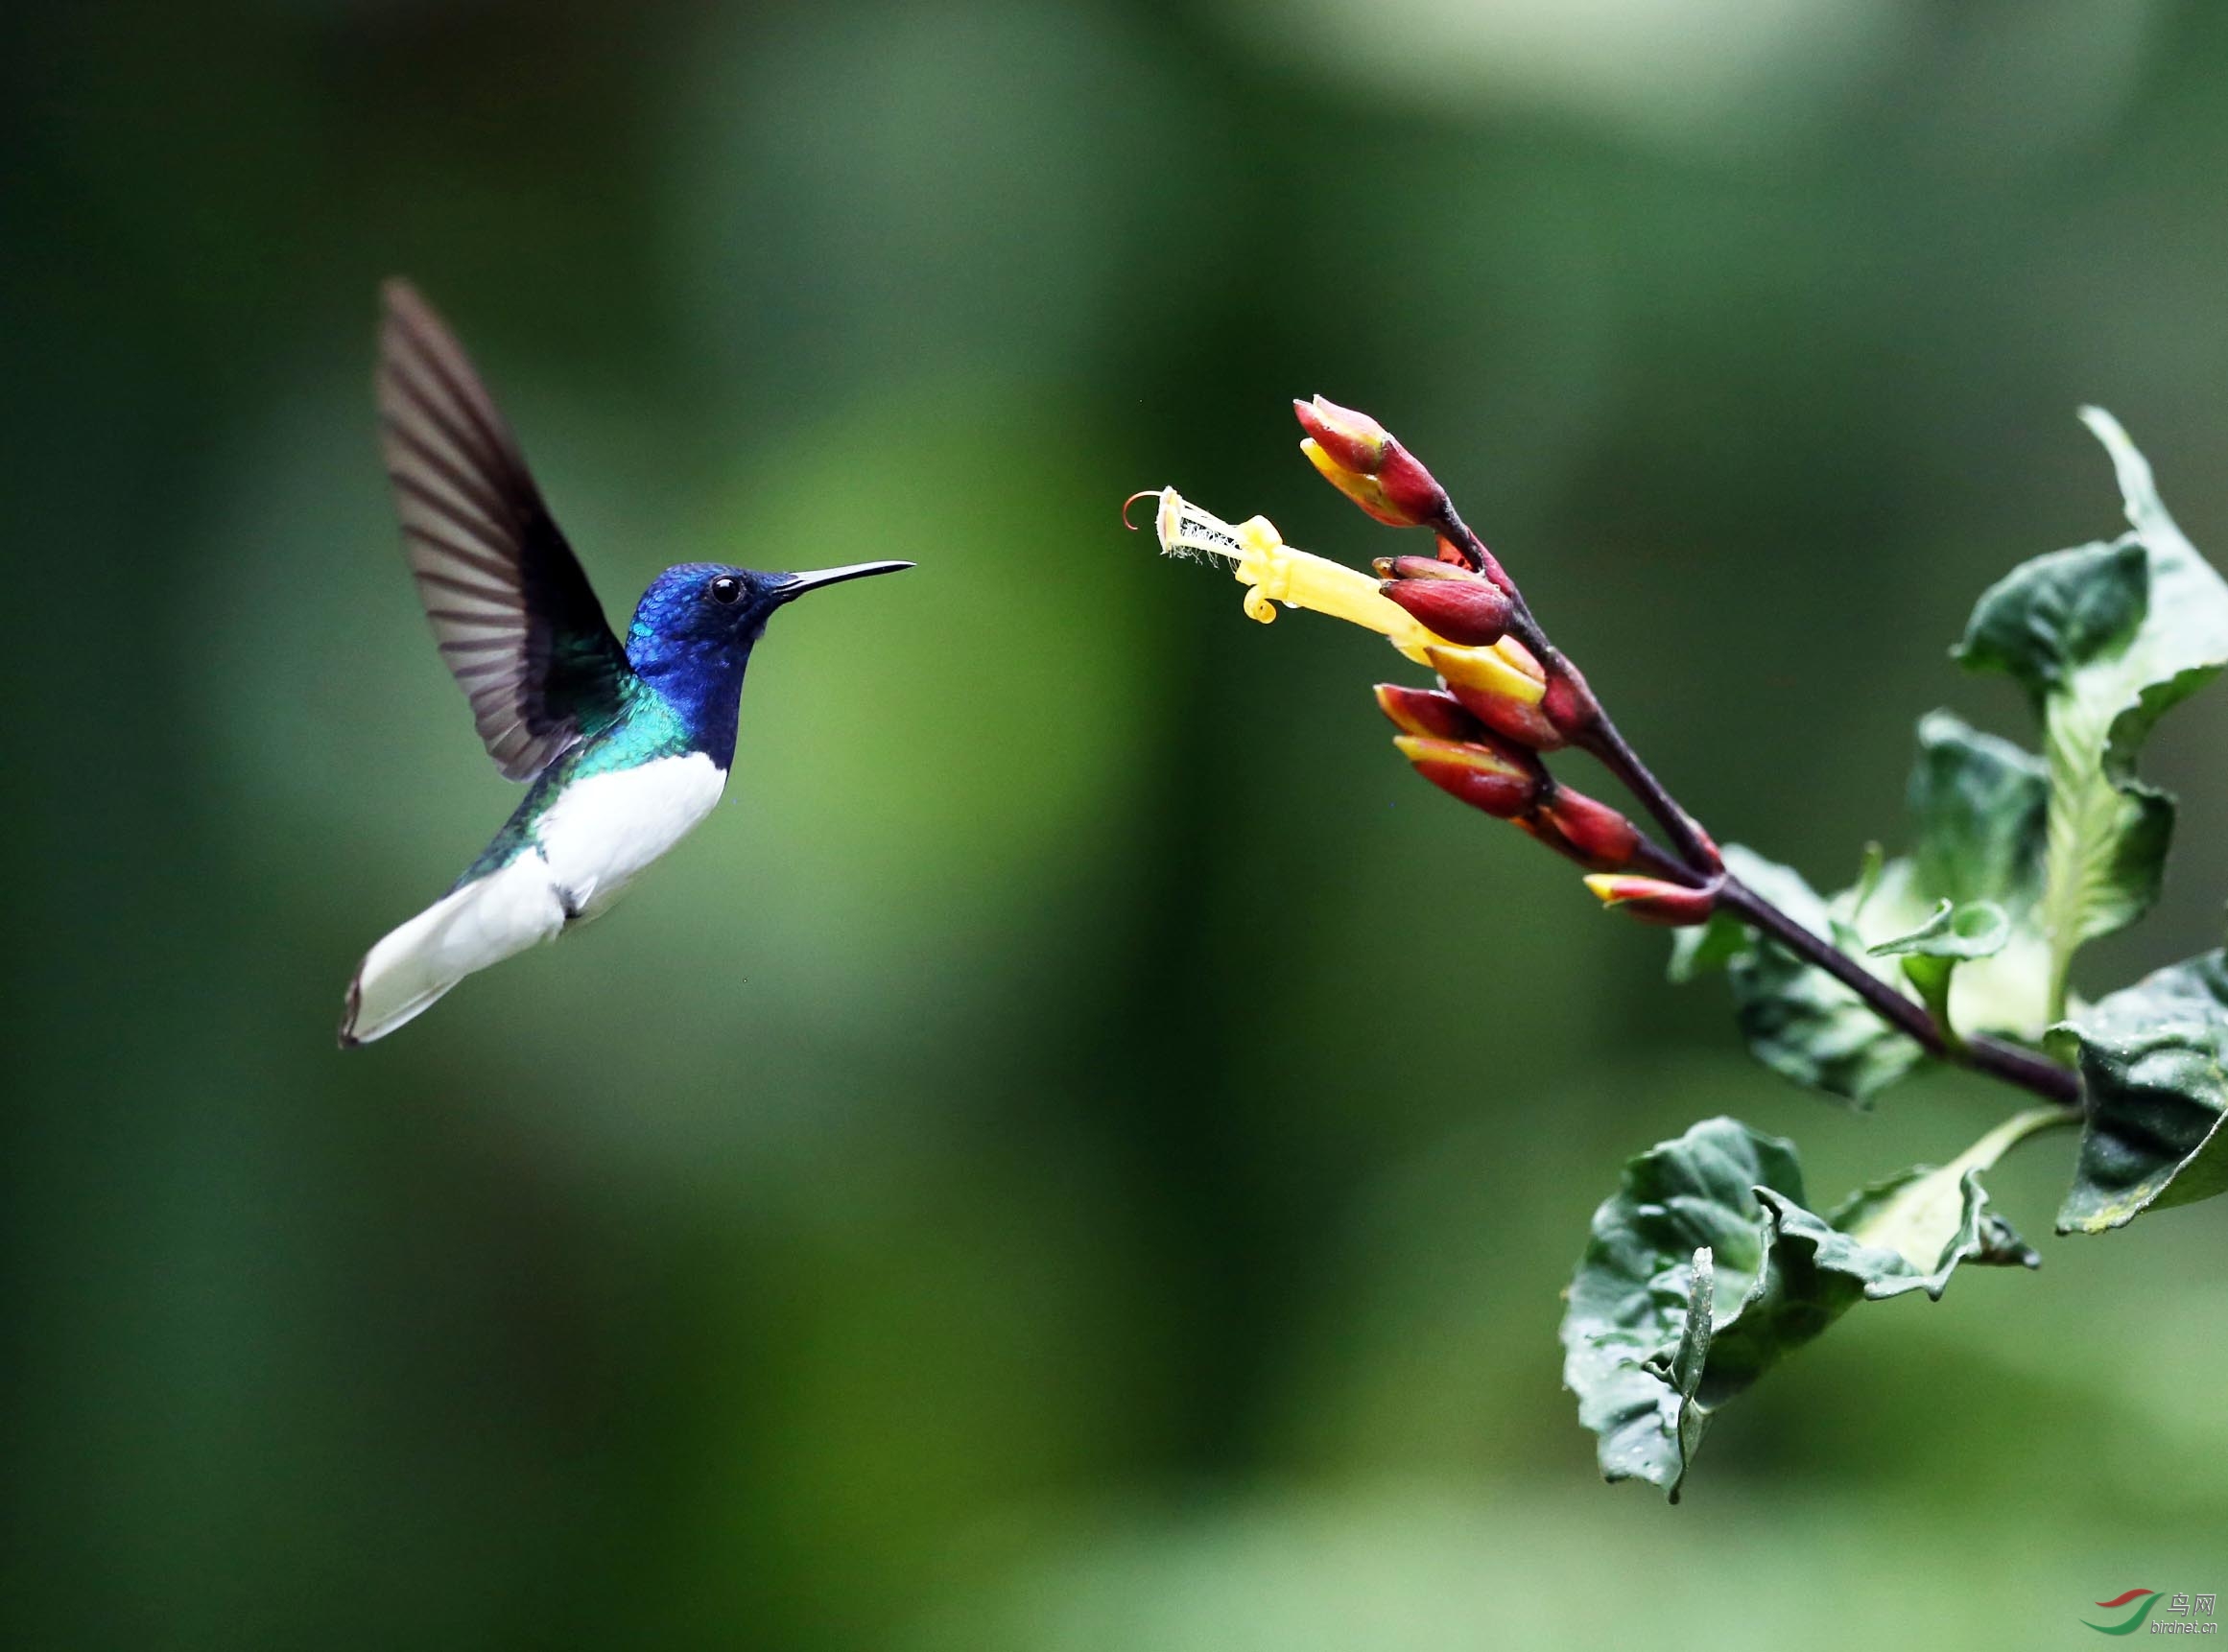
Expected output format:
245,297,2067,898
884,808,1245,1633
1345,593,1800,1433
454,681,694,887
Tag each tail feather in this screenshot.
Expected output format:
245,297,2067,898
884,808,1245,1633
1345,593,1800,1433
340,856,567,1046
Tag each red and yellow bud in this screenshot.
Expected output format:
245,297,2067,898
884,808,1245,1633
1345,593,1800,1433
1446,676,1567,751
1422,642,1545,703
1541,658,1601,740
1294,394,1448,530
1300,439,1424,528
1373,683,1485,743
1292,395,1390,473
1532,787,1641,871
1392,734,1544,820
1434,633,1563,749
1374,555,1463,583
1379,568,1514,647
1582,874,1718,927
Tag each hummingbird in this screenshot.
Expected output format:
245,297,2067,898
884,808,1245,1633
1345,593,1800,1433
339,281,910,1047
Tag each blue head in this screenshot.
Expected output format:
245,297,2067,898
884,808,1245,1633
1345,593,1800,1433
624,559,911,765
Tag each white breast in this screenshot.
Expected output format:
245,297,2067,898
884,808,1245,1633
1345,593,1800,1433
535,751,727,919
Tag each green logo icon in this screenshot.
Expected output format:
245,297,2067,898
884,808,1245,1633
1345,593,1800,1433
2085,1591,2164,1636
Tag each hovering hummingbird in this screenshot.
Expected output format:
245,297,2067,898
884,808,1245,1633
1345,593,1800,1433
340,281,910,1047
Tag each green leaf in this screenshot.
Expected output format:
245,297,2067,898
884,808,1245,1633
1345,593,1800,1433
1955,411,2228,1017
1667,908,1748,984
1881,712,2055,1038
1690,847,1923,1106
1955,540,2146,696
1826,1107,2056,1292
1732,940,1922,1106
1865,899,2013,1045
1906,710,2049,910
1560,1119,1797,1502
1561,1117,2041,1501
2049,947,2228,1233
1834,841,1887,954
1866,899,2011,963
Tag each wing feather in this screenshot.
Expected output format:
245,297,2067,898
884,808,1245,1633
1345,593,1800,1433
375,280,629,781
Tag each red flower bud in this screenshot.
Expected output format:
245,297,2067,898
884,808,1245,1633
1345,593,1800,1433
1583,875,1718,927
1372,683,1485,743
1299,446,1409,527
1380,550,1521,606
1541,658,1600,739
1292,395,1389,474
1534,787,1641,871
1392,734,1543,820
1445,679,1567,752
1374,447,1448,524
1293,394,1450,531
1379,572,1513,647
1373,555,1466,582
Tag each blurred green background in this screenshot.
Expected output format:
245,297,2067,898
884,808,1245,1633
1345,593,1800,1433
6,0,2226,1646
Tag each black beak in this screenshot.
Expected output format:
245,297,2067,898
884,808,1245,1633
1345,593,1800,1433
772,560,913,602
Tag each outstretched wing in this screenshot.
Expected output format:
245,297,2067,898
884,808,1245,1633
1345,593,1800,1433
375,280,630,781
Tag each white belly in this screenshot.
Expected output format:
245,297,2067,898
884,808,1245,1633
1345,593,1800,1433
535,751,728,919
341,752,729,1045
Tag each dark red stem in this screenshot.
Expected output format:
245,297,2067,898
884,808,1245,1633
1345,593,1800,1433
1718,880,2080,1108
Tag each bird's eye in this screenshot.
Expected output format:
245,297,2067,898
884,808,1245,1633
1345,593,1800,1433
707,576,744,605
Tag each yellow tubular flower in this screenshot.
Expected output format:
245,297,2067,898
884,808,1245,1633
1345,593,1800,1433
1148,488,1543,706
